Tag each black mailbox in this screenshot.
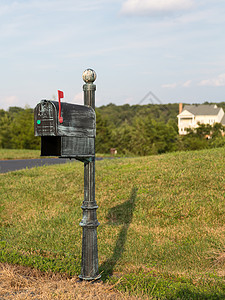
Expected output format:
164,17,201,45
34,100,96,158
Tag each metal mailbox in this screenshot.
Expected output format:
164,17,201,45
34,100,96,158
34,69,101,281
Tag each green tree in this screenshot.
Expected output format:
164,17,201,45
181,136,208,151
112,120,133,155
8,106,24,118
0,111,13,148
211,123,224,139
95,111,113,154
126,116,178,156
182,123,225,151
210,136,225,148
10,108,40,149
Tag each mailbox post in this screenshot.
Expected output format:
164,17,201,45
34,69,100,281
79,69,101,280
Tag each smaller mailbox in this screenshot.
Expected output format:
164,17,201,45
34,100,96,158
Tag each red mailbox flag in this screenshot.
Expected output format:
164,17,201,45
58,90,64,124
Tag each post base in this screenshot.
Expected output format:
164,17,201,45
78,274,101,281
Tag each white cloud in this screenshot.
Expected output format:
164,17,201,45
199,74,225,87
0,0,107,14
183,80,192,87
73,92,83,105
0,96,20,110
162,80,193,89
162,83,177,89
121,0,194,16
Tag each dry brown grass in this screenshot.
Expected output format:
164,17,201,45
0,263,142,300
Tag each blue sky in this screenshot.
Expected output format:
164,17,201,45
0,0,225,110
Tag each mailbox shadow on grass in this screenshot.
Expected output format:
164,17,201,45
99,187,138,278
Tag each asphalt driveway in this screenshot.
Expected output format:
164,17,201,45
0,157,108,173
0,158,76,173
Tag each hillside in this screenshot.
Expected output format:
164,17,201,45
96,101,225,127
1,148,225,298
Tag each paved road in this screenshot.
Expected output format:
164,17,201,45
0,157,107,174
0,158,76,173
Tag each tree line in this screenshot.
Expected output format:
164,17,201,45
96,102,225,154
0,107,40,150
1,103,225,155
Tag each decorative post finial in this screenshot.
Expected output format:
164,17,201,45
82,69,97,84
82,69,96,109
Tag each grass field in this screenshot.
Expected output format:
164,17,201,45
0,149,119,160
1,148,225,298
0,149,41,160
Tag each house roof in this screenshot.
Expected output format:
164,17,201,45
182,104,221,116
221,114,225,125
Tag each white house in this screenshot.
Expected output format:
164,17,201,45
177,104,225,135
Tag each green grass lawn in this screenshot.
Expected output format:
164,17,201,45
1,148,225,298
0,149,41,160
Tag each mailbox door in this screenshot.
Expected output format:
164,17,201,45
34,101,57,136
61,137,95,158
